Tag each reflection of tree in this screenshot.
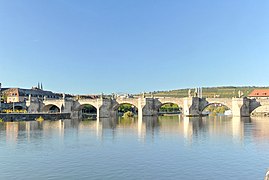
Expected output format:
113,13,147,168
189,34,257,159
118,117,136,126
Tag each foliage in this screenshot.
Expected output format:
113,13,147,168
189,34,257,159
0,118,3,122
2,109,27,113
0,93,7,103
82,104,97,114
204,105,229,116
159,103,181,112
118,104,137,113
123,111,134,118
119,117,134,125
36,116,44,122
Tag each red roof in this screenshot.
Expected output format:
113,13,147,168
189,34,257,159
248,89,269,97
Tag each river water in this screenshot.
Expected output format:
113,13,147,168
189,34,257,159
0,115,268,180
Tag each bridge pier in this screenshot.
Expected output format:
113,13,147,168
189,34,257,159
98,98,114,118
141,98,159,116
232,98,250,117
25,96,259,120
183,97,201,117
26,100,42,113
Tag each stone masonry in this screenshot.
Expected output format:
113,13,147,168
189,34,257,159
25,96,269,119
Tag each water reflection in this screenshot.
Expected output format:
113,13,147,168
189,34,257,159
1,116,269,180
231,117,243,143
1,116,269,145
183,116,192,140
246,117,269,144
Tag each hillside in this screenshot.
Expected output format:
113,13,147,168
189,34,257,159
148,86,269,98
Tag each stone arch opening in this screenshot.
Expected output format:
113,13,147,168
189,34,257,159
13,105,24,110
250,105,269,117
79,104,98,120
114,103,138,117
158,103,182,115
202,103,232,116
4,105,25,113
43,104,61,113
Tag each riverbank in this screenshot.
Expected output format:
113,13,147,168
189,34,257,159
0,113,71,122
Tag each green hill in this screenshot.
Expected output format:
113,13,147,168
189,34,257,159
147,86,269,98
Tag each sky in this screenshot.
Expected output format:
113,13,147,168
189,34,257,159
0,0,269,94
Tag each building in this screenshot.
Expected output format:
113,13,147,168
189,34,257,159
248,89,269,99
2,85,61,103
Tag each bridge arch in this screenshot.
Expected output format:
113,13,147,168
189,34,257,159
13,105,24,110
250,105,269,116
157,102,182,115
156,98,183,107
77,103,98,120
201,99,232,110
76,103,98,111
201,102,232,116
75,99,100,111
113,102,139,116
71,101,100,120
42,104,61,113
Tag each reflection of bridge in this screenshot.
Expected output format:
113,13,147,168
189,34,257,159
25,96,269,119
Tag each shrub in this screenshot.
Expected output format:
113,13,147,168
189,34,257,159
123,111,134,118
36,116,44,122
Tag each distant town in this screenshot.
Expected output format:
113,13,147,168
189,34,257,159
1,83,269,104
0,83,100,104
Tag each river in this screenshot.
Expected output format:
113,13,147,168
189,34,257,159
0,115,268,179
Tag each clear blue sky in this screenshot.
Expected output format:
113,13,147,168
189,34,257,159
0,0,269,94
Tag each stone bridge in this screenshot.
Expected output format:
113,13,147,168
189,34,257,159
1,102,27,110
25,96,269,119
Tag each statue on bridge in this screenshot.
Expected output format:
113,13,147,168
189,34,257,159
188,89,192,97
142,92,145,98
111,93,115,100
238,90,244,98
194,88,198,97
